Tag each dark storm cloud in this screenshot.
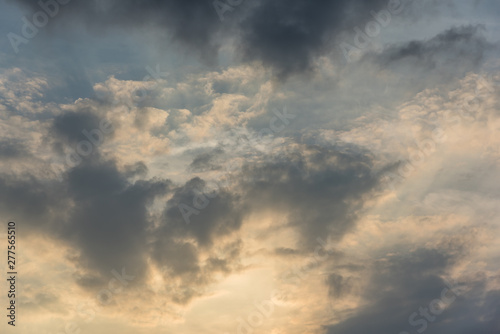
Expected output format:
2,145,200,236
375,25,493,70
325,247,500,334
11,0,397,78
64,158,170,282
237,0,388,78
1,118,171,286
240,143,381,250
160,177,243,248
143,174,246,304
64,161,241,301
0,154,244,304
151,237,242,301
152,239,200,277
45,150,243,299
153,186,244,303
0,114,244,299
52,109,101,144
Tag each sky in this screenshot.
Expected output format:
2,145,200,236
0,0,499,333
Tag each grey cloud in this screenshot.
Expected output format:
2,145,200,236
374,25,493,72
52,109,101,144
237,0,388,78
240,143,381,250
152,240,200,277
0,132,244,302
161,177,243,248
10,0,401,79
0,134,378,305
325,247,500,334
312,25,499,127
0,134,169,286
64,159,170,282
150,176,245,303
0,159,245,307
152,230,243,304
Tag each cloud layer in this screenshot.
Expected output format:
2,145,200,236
0,1,499,333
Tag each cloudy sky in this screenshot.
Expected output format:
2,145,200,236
0,0,499,333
